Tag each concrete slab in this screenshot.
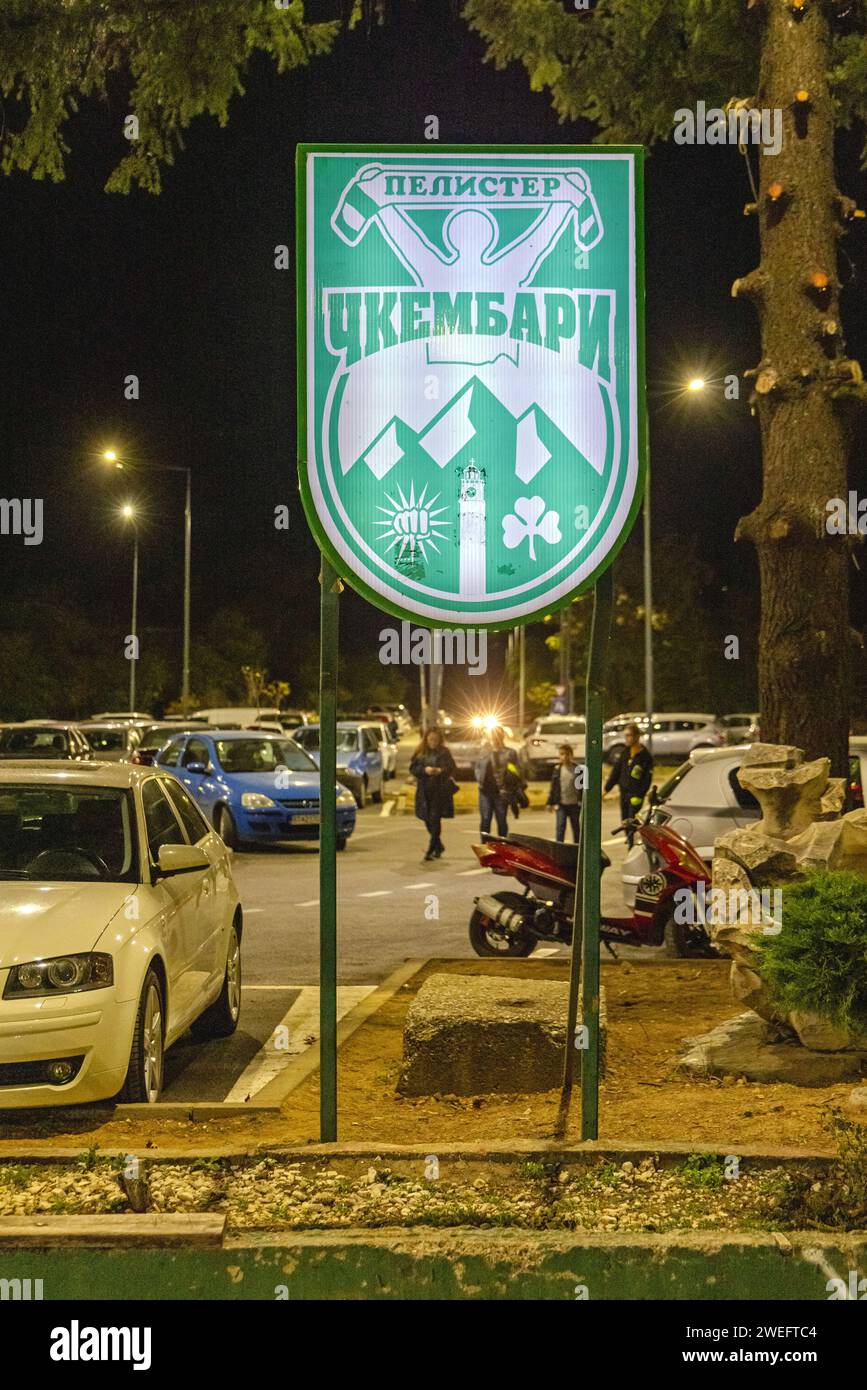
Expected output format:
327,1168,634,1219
398,972,605,1095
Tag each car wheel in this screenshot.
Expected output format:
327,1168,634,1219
119,968,165,1104
216,804,239,850
336,836,347,852
356,779,367,809
191,921,242,1039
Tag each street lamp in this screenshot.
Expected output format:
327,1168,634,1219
101,448,192,706
120,504,139,712
644,374,710,756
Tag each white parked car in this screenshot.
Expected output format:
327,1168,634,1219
621,743,867,907
519,716,587,780
603,712,725,764
0,761,241,1108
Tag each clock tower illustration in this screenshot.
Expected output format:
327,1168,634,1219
459,460,486,597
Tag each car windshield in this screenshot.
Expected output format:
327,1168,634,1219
140,725,184,747
294,729,359,753
537,719,586,736
82,729,127,751
0,785,137,881
0,728,70,757
214,739,316,774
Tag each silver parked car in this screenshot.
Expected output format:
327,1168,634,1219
603,712,725,764
519,716,587,780
77,722,142,762
718,712,760,746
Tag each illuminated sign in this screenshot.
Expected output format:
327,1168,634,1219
298,145,645,628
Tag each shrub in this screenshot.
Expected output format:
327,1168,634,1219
755,870,867,1034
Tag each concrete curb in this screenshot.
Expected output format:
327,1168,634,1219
0,1137,836,1165
0,1213,226,1248
115,1102,281,1120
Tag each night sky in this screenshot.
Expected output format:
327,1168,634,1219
2,0,866,708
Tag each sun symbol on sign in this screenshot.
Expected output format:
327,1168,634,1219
375,482,450,562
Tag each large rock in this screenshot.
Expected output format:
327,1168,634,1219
680,1012,867,1086
398,973,604,1096
738,754,831,839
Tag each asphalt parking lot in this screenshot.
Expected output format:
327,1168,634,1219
161,756,630,1102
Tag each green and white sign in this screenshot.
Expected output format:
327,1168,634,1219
297,145,645,628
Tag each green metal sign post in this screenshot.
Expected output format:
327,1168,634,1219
298,144,645,1142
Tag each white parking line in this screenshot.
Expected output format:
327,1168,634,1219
296,899,319,908
359,889,392,897
224,985,375,1102
244,908,265,914
379,799,396,817
405,882,433,889
457,868,488,877
534,947,566,957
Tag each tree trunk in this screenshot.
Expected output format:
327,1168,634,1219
734,0,859,776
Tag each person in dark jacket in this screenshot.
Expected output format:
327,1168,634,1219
547,743,583,843
475,725,525,837
604,721,654,823
409,727,458,861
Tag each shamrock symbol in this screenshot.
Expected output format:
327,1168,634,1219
502,496,562,561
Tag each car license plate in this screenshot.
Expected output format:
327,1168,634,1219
293,814,320,826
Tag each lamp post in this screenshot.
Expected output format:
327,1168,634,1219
120,505,139,711
103,451,192,706
643,375,708,756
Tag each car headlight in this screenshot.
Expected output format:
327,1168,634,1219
241,792,277,809
3,952,114,999
337,787,355,806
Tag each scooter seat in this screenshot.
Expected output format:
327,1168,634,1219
501,832,610,874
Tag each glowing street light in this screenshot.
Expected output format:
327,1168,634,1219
96,445,192,703
687,376,706,393
119,504,139,711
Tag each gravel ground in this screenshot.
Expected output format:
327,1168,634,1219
0,1155,820,1233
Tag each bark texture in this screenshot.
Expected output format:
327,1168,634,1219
735,0,860,776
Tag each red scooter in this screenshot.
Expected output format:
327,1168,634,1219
468,793,715,959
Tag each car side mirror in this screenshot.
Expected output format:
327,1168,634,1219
184,761,208,775
155,843,210,878
649,784,658,807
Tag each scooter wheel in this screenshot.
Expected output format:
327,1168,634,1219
469,909,537,957
661,903,720,959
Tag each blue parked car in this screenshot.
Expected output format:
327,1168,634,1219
293,722,384,808
154,729,357,851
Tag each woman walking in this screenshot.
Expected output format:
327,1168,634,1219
409,726,458,861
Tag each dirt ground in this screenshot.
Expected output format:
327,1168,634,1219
0,957,857,1154
275,958,856,1149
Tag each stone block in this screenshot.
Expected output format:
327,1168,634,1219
398,973,605,1096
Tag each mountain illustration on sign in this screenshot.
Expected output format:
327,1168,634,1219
353,375,604,598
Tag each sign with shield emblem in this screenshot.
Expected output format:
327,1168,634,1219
298,144,645,629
